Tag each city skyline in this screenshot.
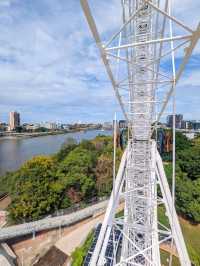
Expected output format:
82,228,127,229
0,0,200,123
0,110,114,125
0,110,113,125
1,110,200,126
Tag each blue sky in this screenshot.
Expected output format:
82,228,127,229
0,0,199,124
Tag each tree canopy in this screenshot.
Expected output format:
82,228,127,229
0,135,121,222
1,132,200,224
8,156,65,222
164,133,200,223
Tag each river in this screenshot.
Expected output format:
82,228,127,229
0,129,112,176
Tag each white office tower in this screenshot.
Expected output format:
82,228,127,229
81,0,200,265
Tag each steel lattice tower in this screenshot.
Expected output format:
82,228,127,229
81,0,200,265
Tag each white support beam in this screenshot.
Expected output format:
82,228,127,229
107,52,172,81
105,35,192,52
156,148,191,266
119,80,172,86
105,4,147,48
145,0,194,34
106,52,131,64
151,141,161,266
90,149,127,266
149,39,190,72
116,235,172,266
80,0,128,120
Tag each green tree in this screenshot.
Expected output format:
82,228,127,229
175,174,200,223
95,153,113,196
178,146,200,180
175,131,191,153
8,156,65,222
59,147,96,176
0,171,18,195
63,173,96,203
55,137,77,161
95,145,122,196
15,126,23,133
58,147,97,204
92,135,113,153
79,139,96,152
187,178,200,222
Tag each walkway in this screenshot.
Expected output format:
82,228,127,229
0,200,108,241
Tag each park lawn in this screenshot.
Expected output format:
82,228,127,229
160,250,180,266
71,230,94,266
158,206,200,265
180,217,200,265
158,205,170,228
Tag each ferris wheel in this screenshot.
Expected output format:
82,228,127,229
81,0,200,265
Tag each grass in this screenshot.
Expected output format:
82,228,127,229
160,250,180,266
180,218,200,266
158,205,170,228
115,209,124,218
71,230,94,266
158,206,200,266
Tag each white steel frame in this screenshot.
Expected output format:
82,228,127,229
81,0,200,265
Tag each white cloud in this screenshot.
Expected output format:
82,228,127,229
0,0,199,123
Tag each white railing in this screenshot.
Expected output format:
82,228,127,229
0,199,108,241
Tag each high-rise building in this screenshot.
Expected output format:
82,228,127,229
181,120,193,130
119,120,127,129
166,114,183,129
9,111,20,131
191,120,200,130
40,122,57,130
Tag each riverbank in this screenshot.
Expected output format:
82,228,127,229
0,127,103,139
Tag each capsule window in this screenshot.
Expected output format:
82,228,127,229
139,3,149,16
137,22,148,33
138,54,146,60
138,91,145,97
139,67,145,73
141,4,149,11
